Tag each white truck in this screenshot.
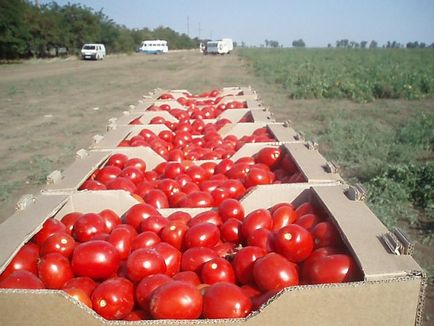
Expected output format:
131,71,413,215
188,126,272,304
205,38,233,55
80,44,106,60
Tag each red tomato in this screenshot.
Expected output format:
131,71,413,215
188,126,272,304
167,211,192,224
63,276,97,296
241,209,273,238
214,159,234,175
136,273,173,313
38,253,73,289
71,240,120,280
240,284,262,299
181,247,219,273
218,198,245,221
144,189,169,209
172,271,201,286
202,282,252,319
201,257,236,284
163,162,184,179
232,246,266,284
220,218,243,243
95,166,122,185
220,179,246,199
121,203,160,231
156,178,181,197
255,147,283,169
131,231,161,251
106,153,128,169
125,157,146,172
140,215,168,234
178,191,214,208
295,202,316,217
0,270,44,289
33,218,67,246
188,211,223,228
72,213,106,242
119,166,144,185
91,277,134,320
126,248,166,282
40,233,75,258
184,222,220,248
253,252,299,291
154,242,182,276
302,252,358,284
123,310,149,321
0,243,39,281
107,225,136,260
247,228,274,252
61,212,83,235
106,177,137,193
272,205,297,230
98,209,121,233
274,225,314,263
211,187,231,206
64,287,92,308
160,221,189,250
244,167,272,187
311,221,342,248
295,213,322,230
149,281,203,319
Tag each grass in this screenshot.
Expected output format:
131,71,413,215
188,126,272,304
240,48,434,102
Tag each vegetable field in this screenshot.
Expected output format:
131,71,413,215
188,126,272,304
240,48,434,102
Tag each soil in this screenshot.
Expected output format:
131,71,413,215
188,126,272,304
0,50,432,324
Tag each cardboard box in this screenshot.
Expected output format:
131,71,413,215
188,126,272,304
92,122,298,150
0,186,425,325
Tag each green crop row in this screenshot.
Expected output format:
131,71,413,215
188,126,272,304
239,48,434,102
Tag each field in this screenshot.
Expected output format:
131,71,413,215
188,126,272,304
0,50,433,323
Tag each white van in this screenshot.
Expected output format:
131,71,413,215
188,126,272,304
205,39,233,55
81,44,106,60
139,40,168,54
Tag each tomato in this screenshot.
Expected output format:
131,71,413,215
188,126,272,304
119,166,144,185
33,218,67,246
163,162,184,179
232,246,266,284
64,287,93,308
80,179,107,190
253,252,299,291
61,212,83,235
211,187,231,206
0,243,39,281
126,248,166,282
181,181,200,194
167,211,192,224
172,271,201,286
295,213,322,230
106,153,128,169
125,157,147,173
72,240,120,280
107,226,136,260
184,222,220,249
144,189,169,209
160,221,189,250
273,225,314,263
38,253,73,289
136,273,173,315
156,178,181,197
40,233,75,258
63,276,97,296
123,310,149,321
220,218,243,243
302,252,358,284
241,209,273,238
95,166,122,185
220,179,246,199
311,221,342,248
131,231,161,251
255,147,283,169
98,209,121,233
247,228,274,252
295,202,316,217
188,211,223,228
202,282,252,319
218,198,245,222
153,242,182,276
121,203,160,231
0,270,44,289
240,284,262,299
72,213,105,242
244,167,272,187
214,159,234,175
106,177,137,193
149,281,203,319
272,204,297,230
91,277,134,320
200,257,236,284
178,191,214,208
181,247,219,273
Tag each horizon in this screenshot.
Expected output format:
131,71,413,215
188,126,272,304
39,0,434,47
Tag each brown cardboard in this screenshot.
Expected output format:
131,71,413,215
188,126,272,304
0,186,424,325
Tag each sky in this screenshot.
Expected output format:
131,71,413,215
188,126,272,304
40,0,434,47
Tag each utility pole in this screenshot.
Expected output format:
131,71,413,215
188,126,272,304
187,16,190,37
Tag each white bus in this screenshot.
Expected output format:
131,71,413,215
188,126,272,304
139,40,168,54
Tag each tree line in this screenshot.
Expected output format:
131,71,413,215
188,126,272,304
0,0,200,59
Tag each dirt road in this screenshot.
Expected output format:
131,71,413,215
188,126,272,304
0,51,256,222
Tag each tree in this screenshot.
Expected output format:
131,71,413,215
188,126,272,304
360,41,367,48
292,39,305,47
369,40,378,48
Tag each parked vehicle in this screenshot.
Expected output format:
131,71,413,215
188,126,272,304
205,39,233,55
139,40,168,54
80,44,106,60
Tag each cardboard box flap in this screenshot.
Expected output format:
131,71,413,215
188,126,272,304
110,113,143,126
218,109,253,122
283,143,342,183
0,194,67,273
132,101,153,112
312,186,423,280
267,124,303,142
250,110,275,122
90,127,132,149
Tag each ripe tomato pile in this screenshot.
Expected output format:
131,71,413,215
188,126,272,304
79,147,305,207
118,126,275,160
0,198,360,320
